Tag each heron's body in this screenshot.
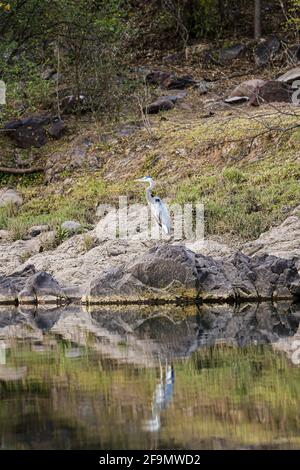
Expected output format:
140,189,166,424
135,176,171,235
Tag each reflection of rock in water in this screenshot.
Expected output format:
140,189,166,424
272,304,300,363
197,302,300,347
0,302,299,364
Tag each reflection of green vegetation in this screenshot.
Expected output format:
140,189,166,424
165,345,300,448
1,340,300,449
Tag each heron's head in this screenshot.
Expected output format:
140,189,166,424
135,176,154,185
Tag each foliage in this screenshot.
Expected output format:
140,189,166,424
0,0,127,119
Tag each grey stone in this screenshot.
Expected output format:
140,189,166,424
229,79,267,99
84,245,300,304
28,225,50,237
0,189,23,207
219,43,246,62
277,67,300,86
18,271,68,305
145,70,197,89
0,265,36,304
0,230,10,241
144,98,175,114
61,221,82,233
48,119,66,139
249,80,293,105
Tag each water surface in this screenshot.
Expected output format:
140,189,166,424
0,302,300,449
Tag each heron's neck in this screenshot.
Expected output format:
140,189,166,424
146,186,153,204
146,181,154,204
148,180,155,190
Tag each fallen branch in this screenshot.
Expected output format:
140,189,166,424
0,166,44,174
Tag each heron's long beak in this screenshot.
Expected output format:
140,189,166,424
134,178,144,182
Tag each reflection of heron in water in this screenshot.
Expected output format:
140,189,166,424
143,362,175,432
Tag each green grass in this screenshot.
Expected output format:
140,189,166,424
0,109,299,242
174,159,300,239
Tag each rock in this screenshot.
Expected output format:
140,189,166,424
160,91,188,103
164,75,197,90
144,98,175,114
4,116,51,130
84,245,300,304
1,211,299,304
277,67,300,86
61,221,82,233
224,96,249,105
144,91,187,114
219,43,246,62
194,81,209,94
13,125,46,148
228,79,293,106
85,245,199,303
18,271,68,304
28,225,50,238
249,80,293,105
0,265,36,303
145,70,197,89
146,70,171,86
48,119,66,139
242,212,300,262
0,230,10,241
0,189,23,207
229,79,267,99
255,36,281,66
4,115,51,148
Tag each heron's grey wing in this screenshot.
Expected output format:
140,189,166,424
151,197,171,234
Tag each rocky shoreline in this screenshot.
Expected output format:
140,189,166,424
0,244,299,306
0,209,299,306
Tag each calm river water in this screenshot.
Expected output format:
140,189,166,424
0,302,300,449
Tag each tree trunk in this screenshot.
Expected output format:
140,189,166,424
254,0,262,39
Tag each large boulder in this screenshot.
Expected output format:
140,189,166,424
242,211,300,265
84,245,300,304
227,79,293,106
0,266,69,305
18,271,68,304
4,115,51,148
228,79,266,99
85,245,199,303
277,67,300,86
249,80,293,105
0,265,36,303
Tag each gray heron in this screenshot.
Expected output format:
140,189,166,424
135,176,171,235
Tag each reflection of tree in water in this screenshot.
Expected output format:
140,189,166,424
143,362,175,433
